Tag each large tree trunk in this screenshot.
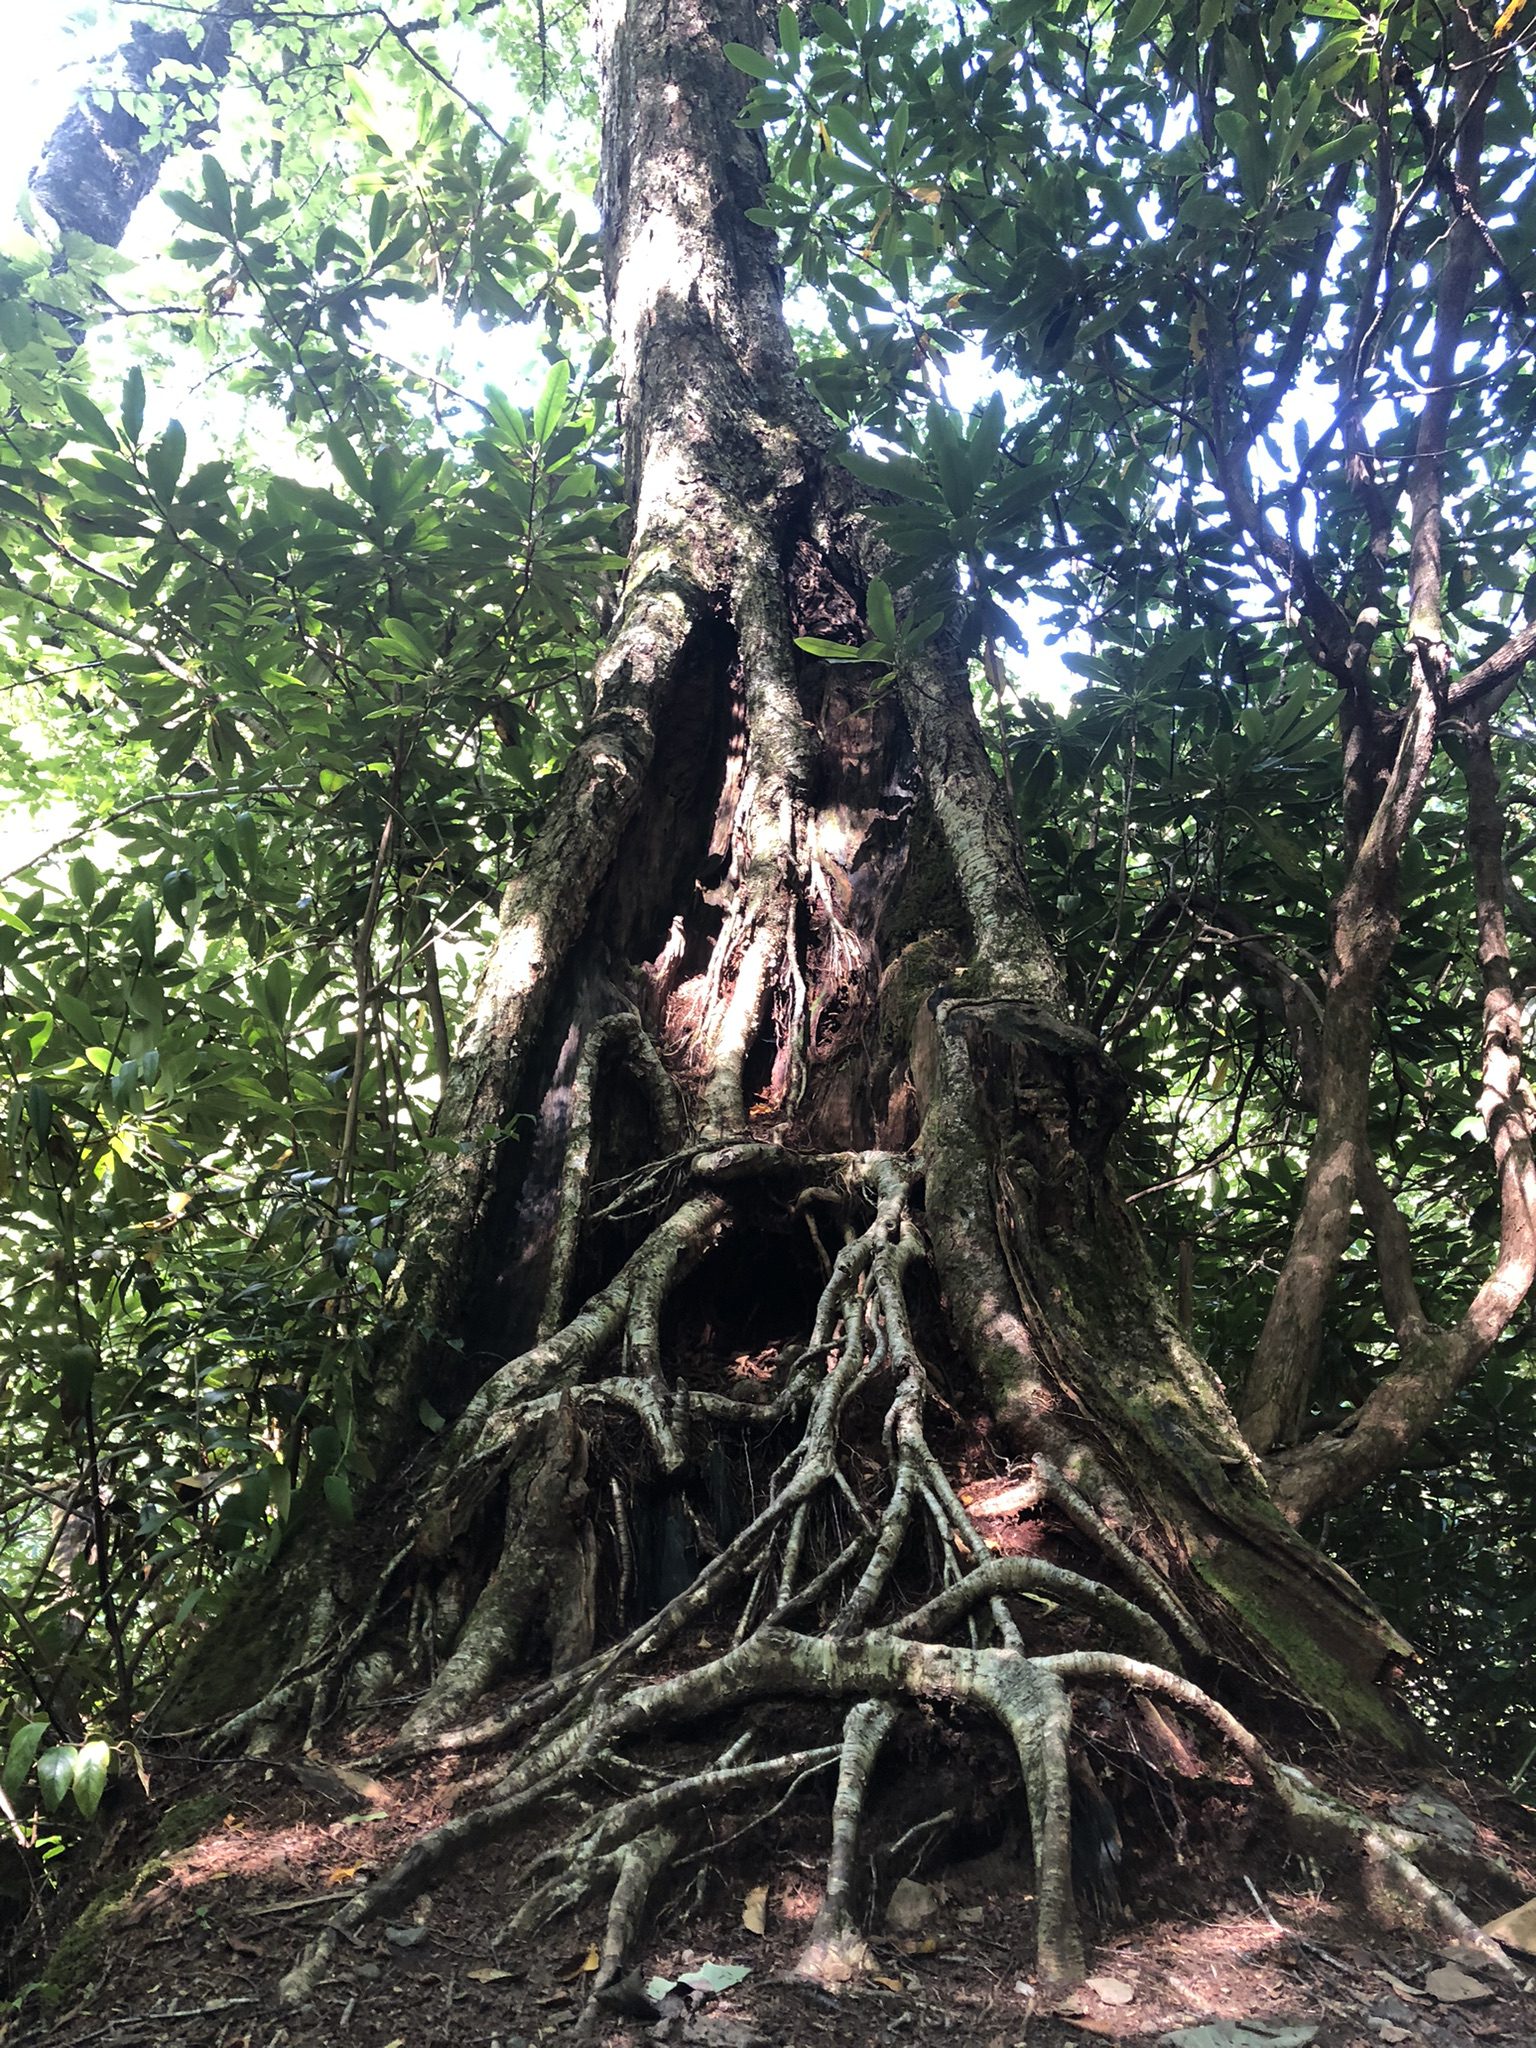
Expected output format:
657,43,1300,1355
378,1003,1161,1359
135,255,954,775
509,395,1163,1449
152,0,1516,2005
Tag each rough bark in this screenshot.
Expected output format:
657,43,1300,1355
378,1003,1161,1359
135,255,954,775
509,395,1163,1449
125,0,1526,2007
30,11,241,247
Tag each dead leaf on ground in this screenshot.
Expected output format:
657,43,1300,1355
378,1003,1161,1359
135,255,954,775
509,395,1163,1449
872,1973,905,1992
1085,1974,1135,2006
1372,2027,1411,2044
885,1877,936,1931
466,1965,517,1983
1482,1896,1536,1955
1156,2024,1318,2047
678,1960,752,1994
741,1883,767,1936
1424,1961,1493,2004
1375,1972,1425,2000
958,1904,985,1924
794,1932,871,1985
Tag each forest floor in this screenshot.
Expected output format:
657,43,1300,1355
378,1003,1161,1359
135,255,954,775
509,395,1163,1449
4,1710,1533,2048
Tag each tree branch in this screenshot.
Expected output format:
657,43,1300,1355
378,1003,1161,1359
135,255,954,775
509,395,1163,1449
1270,720,1536,1520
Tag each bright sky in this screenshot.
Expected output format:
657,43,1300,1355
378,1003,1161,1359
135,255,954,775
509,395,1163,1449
0,7,115,221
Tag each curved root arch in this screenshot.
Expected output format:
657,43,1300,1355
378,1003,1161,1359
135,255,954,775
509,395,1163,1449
210,1136,1525,2010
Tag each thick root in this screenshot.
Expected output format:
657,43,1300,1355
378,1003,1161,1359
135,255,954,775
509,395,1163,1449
267,1144,1528,2010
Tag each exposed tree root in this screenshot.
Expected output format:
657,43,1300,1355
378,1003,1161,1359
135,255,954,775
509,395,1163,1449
189,1138,1518,2013
278,1606,1527,2007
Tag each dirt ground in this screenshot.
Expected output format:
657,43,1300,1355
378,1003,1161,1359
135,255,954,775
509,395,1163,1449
5,1730,1533,2048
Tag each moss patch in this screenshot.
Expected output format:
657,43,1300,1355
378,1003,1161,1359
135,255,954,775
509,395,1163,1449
40,1871,139,2009
879,936,962,1049
149,1790,227,1858
1195,1549,1409,1750
37,1796,224,2009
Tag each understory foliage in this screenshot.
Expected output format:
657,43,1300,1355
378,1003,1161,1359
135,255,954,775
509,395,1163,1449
1,0,1534,1936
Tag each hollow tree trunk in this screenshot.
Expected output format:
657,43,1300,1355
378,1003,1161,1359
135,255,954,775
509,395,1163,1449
162,0,1489,2002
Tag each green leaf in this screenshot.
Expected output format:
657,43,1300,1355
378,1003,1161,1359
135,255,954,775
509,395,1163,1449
822,102,880,166
379,616,437,667
72,1740,112,1820
867,576,898,645
69,855,100,907
1117,0,1167,40
794,635,886,663
36,1746,77,1815
146,421,187,502
62,388,118,450
325,428,373,501
2,1723,49,1805
121,367,146,446
200,153,233,228
323,1472,355,1524
131,896,158,967
263,958,291,1026
532,359,571,444
777,5,801,60
1295,122,1375,178
25,1080,51,1141
724,41,776,79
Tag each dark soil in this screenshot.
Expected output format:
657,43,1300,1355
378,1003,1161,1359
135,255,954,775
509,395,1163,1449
5,1719,1533,2048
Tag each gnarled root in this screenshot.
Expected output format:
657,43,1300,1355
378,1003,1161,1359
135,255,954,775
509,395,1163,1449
271,1143,1528,2012
280,1617,1531,2007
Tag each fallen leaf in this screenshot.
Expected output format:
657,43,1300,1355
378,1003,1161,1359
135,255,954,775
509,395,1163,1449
873,1974,905,1992
326,1864,363,1884
885,1877,937,1931
466,1966,516,1984
900,1934,941,1955
559,1945,601,1979
1424,1962,1493,2004
742,1884,767,1936
678,1960,751,1995
1372,2027,1411,2044
1483,1896,1536,1955
1086,1974,1135,2006
1375,1973,1425,2000
794,1933,870,1985
1157,2025,1318,2047
958,1905,985,1925
384,1923,429,1949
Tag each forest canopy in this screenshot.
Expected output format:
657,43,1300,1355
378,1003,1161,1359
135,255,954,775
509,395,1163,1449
1,0,1535,1967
